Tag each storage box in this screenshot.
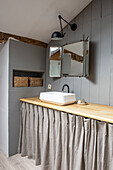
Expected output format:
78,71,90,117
29,77,43,87
14,76,28,87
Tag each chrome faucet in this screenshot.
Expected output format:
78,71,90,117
62,84,70,93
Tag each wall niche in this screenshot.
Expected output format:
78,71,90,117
13,70,44,87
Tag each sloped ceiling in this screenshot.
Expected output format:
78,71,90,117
0,0,92,43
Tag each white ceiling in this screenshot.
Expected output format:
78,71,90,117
0,0,92,43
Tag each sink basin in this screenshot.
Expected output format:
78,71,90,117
40,91,76,105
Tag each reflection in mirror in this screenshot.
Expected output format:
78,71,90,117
62,40,89,77
49,47,61,77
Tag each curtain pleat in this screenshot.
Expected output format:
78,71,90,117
34,105,41,165
18,102,113,170
84,118,97,170
96,121,113,170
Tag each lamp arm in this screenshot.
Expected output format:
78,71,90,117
58,15,64,36
58,15,71,27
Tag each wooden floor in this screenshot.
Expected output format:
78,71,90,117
0,151,42,170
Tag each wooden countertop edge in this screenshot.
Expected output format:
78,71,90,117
20,97,113,124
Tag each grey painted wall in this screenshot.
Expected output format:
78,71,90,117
0,41,9,156
9,39,46,156
0,44,4,52
0,39,46,156
46,0,113,106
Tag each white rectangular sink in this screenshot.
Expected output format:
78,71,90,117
40,91,76,105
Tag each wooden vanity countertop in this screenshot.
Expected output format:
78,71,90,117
20,97,113,124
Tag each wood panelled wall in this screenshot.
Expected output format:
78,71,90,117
46,0,113,106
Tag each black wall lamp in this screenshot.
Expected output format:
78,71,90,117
51,15,77,40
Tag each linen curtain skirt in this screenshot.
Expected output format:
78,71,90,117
18,102,113,170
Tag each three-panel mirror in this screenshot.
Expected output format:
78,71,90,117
49,40,89,77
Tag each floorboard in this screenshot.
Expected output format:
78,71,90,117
0,151,41,170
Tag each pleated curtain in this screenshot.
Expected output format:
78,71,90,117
18,102,113,170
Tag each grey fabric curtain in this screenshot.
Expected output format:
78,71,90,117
18,102,113,170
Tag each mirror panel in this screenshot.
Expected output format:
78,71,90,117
83,40,89,77
62,40,89,77
49,47,61,77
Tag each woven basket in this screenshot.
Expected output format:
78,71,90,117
14,76,28,87
29,77,43,87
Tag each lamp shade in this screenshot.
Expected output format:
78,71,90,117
51,31,64,40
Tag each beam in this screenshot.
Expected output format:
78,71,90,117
0,32,48,48
64,49,83,63
50,50,61,60
50,49,83,63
